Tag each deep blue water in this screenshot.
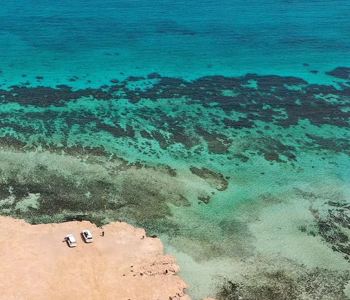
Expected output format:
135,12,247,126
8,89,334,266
0,0,349,87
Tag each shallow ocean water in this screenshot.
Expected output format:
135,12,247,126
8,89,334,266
0,0,350,299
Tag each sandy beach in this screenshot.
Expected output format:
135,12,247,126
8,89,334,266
0,216,205,300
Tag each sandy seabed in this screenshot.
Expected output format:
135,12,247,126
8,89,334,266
0,216,214,300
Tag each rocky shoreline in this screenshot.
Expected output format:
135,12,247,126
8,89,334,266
0,215,214,300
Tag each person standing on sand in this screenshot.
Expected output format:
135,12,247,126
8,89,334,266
101,231,105,237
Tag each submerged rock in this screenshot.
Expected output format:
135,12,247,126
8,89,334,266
190,167,228,191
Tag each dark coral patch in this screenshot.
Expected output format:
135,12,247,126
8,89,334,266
1,86,86,107
217,268,350,300
190,167,228,191
264,152,283,162
96,123,135,139
315,207,350,257
1,71,349,131
195,128,232,154
198,194,211,204
305,134,350,156
0,70,349,164
325,67,350,80
147,73,161,79
233,154,249,162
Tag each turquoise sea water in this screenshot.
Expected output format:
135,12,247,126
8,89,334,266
0,0,350,86
0,1,350,299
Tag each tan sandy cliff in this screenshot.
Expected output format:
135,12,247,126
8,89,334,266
0,216,215,300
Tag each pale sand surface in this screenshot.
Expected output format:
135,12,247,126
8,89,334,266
0,216,205,300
